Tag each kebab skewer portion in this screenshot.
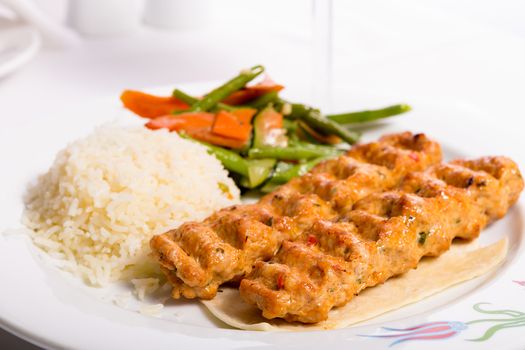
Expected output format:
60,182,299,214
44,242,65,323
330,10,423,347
239,156,523,323
150,132,442,299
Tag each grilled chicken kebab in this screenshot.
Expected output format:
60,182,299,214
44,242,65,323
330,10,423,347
150,132,443,299
239,156,523,323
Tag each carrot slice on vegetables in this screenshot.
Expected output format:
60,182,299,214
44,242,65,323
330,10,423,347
247,75,284,92
212,110,252,141
221,90,260,105
221,75,284,105
232,108,257,125
145,112,214,131
186,128,248,149
121,90,189,118
145,111,247,149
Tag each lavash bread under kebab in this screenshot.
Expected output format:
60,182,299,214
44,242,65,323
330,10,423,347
239,156,523,323
150,132,442,300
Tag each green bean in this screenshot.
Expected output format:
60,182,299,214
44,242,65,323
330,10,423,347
248,145,339,160
246,158,276,188
286,102,312,120
276,99,360,143
295,140,344,152
273,161,294,175
259,182,280,193
247,91,279,109
180,134,249,176
283,119,297,134
190,65,264,112
173,89,235,112
300,109,361,144
270,156,331,184
259,162,292,192
327,104,411,124
173,89,198,105
211,147,250,176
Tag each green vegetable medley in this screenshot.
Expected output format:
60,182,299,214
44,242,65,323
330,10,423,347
124,65,411,193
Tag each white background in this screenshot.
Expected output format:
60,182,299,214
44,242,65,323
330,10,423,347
1,0,525,348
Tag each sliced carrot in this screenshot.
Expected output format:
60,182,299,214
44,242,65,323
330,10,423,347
212,110,252,141
248,75,284,92
221,89,260,105
145,112,214,131
222,75,284,105
121,90,189,119
232,108,257,125
145,111,247,149
186,128,248,149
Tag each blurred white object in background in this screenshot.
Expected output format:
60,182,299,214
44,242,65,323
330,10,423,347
67,0,143,36
312,0,333,110
0,22,40,78
143,0,210,30
0,0,78,47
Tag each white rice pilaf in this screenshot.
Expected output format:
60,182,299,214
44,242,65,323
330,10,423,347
23,125,240,285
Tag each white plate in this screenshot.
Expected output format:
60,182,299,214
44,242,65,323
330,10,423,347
0,20,40,79
0,82,524,350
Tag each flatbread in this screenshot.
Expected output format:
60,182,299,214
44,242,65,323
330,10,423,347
201,238,507,331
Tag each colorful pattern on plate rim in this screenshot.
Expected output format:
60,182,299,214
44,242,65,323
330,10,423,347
360,302,525,347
